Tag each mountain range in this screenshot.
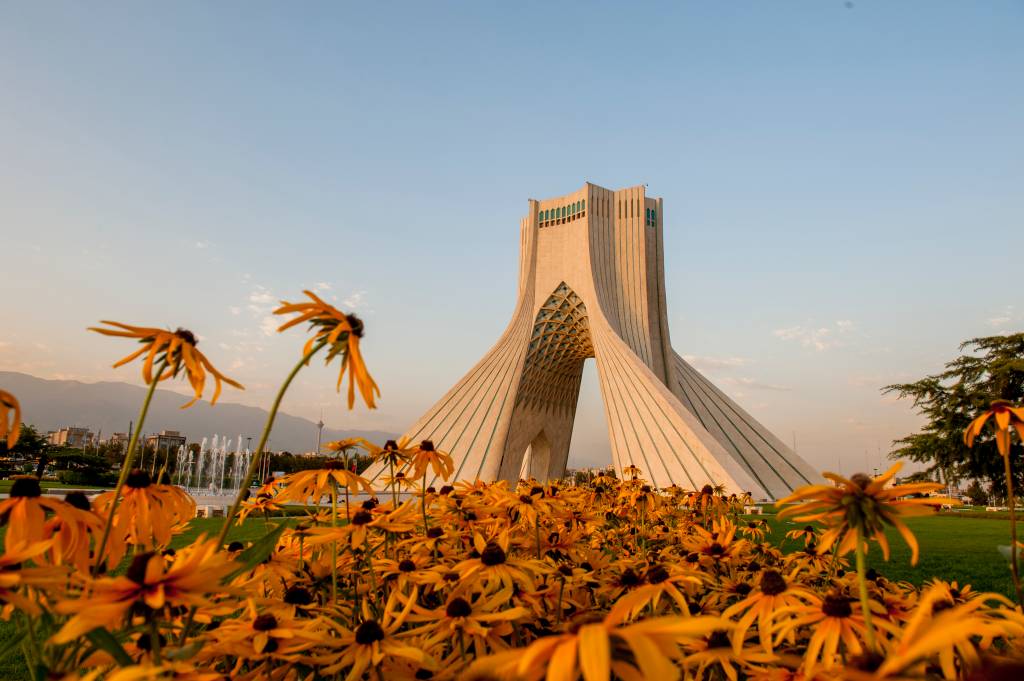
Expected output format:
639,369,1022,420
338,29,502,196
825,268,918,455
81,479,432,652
0,371,394,452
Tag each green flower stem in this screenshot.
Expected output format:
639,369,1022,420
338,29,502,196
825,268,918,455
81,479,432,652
854,531,878,652
1004,453,1023,604
421,470,429,534
215,339,327,549
331,480,339,603
389,459,398,507
93,359,167,573
149,619,162,664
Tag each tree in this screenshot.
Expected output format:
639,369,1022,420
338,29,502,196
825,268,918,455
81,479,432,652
885,333,1024,496
964,480,990,506
0,423,48,459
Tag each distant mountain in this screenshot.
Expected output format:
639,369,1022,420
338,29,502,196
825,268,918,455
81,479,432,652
0,371,394,452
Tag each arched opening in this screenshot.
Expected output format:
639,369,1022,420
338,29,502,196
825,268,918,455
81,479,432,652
518,430,552,480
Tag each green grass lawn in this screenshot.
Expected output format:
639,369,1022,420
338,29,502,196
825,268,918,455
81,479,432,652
0,480,108,493
761,512,1017,597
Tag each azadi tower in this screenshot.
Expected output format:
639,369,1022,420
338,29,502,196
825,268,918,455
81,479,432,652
368,183,819,500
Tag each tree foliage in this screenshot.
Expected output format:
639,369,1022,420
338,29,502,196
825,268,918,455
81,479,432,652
884,333,1024,495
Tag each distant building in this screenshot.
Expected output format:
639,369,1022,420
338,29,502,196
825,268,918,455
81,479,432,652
145,430,187,453
106,432,130,449
47,427,94,448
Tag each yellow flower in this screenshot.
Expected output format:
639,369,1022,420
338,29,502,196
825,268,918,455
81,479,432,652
0,389,21,448
777,463,955,565
93,469,196,551
275,290,379,409
965,400,1024,457
723,568,817,653
0,540,70,615
874,584,1024,679
772,591,896,675
276,461,374,504
53,540,236,643
0,476,98,550
320,589,433,679
200,600,332,664
89,321,242,407
406,439,454,482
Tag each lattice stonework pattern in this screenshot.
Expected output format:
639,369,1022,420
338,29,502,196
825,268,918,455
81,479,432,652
362,182,822,501
516,283,594,413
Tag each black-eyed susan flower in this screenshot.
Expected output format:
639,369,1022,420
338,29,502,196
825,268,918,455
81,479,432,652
777,463,954,566
275,290,379,409
406,439,454,482
723,568,817,653
965,400,1024,457
0,476,97,550
772,590,896,675
93,469,195,551
0,389,21,449
276,460,374,505
53,539,236,643
89,321,242,407
320,589,433,678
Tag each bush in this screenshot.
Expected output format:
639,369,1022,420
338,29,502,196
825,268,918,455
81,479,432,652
56,469,114,487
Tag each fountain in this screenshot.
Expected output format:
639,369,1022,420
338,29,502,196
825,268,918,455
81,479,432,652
174,434,252,498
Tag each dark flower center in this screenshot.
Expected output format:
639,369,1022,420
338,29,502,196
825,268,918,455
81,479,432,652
646,565,670,584
352,511,373,526
519,495,533,504
480,542,507,566
253,614,278,631
822,594,854,618
419,440,435,451
708,542,726,556
446,597,472,618
345,314,365,339
174,328,197,346
850,651,885,672
126,552,157,585
530,486,544,496
619,568,641,587
426,527,444,538
227,541,244,552
384,439,398,450
558,565,574,577
64,491,91,510
700,485,714,496
734,582,752,596
125,469,152,489
851,473,872,489
760,570,788,595
415,670,434,680
10,477,42,498
439,485,454,495
284,586,313,605
355,619,385,644
707,631,731,648
398,559,416,573
804,525,815,533
362,499,378,510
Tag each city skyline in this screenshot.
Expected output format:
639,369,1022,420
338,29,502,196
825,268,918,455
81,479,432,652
2,2,1022,476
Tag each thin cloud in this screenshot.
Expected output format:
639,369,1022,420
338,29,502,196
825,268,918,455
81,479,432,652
773,320,855,351
721,376,791,392
681,354,750,371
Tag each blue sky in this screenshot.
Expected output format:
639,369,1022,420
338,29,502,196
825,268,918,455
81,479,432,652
2,1,1021,473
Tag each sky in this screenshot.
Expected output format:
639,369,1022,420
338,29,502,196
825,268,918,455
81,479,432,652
1,1,1021,475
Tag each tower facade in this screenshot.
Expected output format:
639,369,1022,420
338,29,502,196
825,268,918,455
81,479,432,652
368,183,819,500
